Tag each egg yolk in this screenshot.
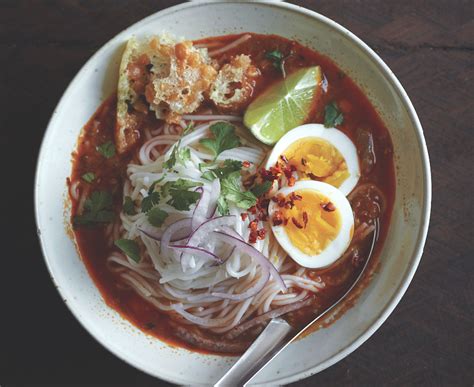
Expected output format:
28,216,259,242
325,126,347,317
281,189,341,255
283,137,350,188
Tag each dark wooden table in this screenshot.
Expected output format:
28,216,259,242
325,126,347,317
2,1,472,385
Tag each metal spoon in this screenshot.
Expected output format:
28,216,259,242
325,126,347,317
215,222,378,386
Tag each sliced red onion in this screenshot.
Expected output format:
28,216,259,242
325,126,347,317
206,178,221,218
138,223,191,243
212,231,287,292
224,297,314,340
220,226,244,241
191,187,209,230
161,218,193,255
170,244,223,264
211,269,270,301
186,215,236,247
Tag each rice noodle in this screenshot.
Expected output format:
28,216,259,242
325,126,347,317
208,34,252,57
107,117,376,340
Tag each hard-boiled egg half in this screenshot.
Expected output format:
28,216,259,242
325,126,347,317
266,124,360,195
269,180,354,269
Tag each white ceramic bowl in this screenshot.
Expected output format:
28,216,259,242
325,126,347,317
35,2,431,385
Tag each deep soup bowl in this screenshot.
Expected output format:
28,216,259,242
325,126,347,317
35,1,431,385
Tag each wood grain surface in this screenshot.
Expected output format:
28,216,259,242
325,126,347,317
1,1,473,386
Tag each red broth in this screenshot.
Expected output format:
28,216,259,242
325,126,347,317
69,33,395,354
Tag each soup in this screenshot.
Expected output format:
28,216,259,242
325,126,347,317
69,33,395,354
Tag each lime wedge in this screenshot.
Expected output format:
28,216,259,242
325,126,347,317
244,66,322,145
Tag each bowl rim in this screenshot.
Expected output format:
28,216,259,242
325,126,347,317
34,1,432,385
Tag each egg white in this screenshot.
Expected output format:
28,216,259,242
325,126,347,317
265,124,360,195
269,180,354,269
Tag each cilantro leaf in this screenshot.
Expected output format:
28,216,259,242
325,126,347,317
167,190,201,211
97,141,116,158
141,192,161,213
81,172,95,183
217,196,229,215
147,207,168,227
220,171,257,209
123,196,136,215
251,181,273,197
73,191,114,227
201,171,216,181
265,50,287,76
199,122,240,159
160,179,203,211
163,142,191,170
324,102,344,128
114,239,141,263
200,159,243,181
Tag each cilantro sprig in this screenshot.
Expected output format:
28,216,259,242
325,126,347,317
97,141,116,158
199,122,240,160
324,102,344,128
81,172,95,183
251,181,272,197
265,50,289,77
123,196,136,215
201,159,243,181
219,171,257,213
163,141,191,170
161,179,203,211
147,207,168,227
74,191,114,227
114,239,141,263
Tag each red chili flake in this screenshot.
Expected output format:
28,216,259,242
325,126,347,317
290,164,297,172
307,172,318,180
283,217,289,225
302,212,309,228
249,231,258,244
289,192,302,201
321,202,336,212
242,160,251,168
248,205,257,214
257,212,268,221
241,213,248,221
284,200,294,209
261,168,277,181
249,219,259,231
257,229,266,240
272,211,284,226
288,176,296,187
301,158,307,166
292,217,303,229
280,155,289,164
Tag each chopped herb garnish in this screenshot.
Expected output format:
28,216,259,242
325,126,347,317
96,141,116,158
147,207,168,227
160,179,203,211
251,181,273,197
265,50,288,76
167,190,202,211
73,191,114,227
324,102,344,128
114,239,141,263
201,159,243,181
201,170,216,181
163,141,191,170
141,192,161,213
217,196,230,216
123,196,136,215
220,171,257,210
199,122,240,160
81,172,95,183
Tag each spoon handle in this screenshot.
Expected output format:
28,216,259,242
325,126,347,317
214,318,295,386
